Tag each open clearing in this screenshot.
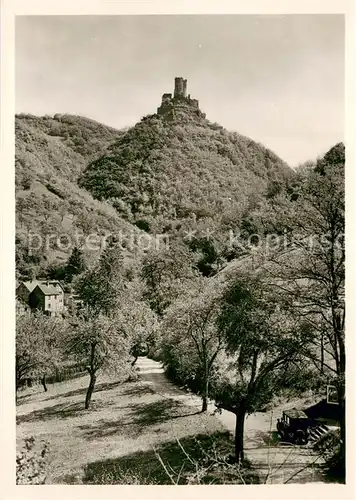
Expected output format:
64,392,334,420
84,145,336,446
16,357,325,484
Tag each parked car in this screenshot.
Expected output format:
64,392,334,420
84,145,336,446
276,409,310,445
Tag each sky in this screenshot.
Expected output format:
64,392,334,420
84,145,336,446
15,15,344,167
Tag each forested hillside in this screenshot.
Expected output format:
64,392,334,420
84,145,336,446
15,114,140,278
15,102,295,279
15,104,342,283
79,101,294,233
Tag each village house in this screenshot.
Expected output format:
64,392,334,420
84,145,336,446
16,279,65,316
16,280,39,304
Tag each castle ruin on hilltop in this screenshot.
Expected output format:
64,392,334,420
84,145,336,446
157,77,206,120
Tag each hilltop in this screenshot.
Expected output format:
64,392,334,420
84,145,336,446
16,78,300,277
79,77,294,235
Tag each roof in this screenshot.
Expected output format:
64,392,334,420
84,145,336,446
33,284,61,296
20,280,40,293
284,409,308,419
44,280,64,291
304,399,343,423
19,279,64,293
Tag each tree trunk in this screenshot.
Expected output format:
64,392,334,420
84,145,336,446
234,411,246,464
85,372,97,409
41,374,48,392
339,401,345,466
201,377,209,412
337,384,346,473
16,373,21,393
336,319,345,473
320,332,324,374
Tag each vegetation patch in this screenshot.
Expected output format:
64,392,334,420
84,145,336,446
84,431,259,485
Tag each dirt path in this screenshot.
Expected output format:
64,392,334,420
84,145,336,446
137,357,326,484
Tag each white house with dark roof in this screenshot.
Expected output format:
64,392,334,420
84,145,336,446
17,279,64,316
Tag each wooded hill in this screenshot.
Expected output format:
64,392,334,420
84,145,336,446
79,99,294,233
15,114,141,278
15,102,341,280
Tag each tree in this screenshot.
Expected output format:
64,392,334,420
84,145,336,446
75,236,124,316
64,246,86,282
267,144,345,469
70,237,138,408
40,194,58,222
75,211,94,234
213,272,313,464
115,292,159,366
65,313,130,409
188,236,224,277
70,237,133,408
141,243,197,316
16,313,65,392
162,279,225,412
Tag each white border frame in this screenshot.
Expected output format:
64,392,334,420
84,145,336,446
1,2,355,499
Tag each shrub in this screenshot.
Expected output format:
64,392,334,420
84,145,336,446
313,429,340,460
16,437,50,484
85,466,157,485
313,429,345,483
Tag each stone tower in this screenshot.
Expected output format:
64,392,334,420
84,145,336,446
174,77,187,98
156,77,206,119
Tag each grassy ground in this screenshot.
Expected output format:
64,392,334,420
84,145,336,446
16,357,330,485
16,366,238,484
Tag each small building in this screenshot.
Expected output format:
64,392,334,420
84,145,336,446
16,280,40,304
29,283,64,316
304,398,343,428
17,279,65,316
